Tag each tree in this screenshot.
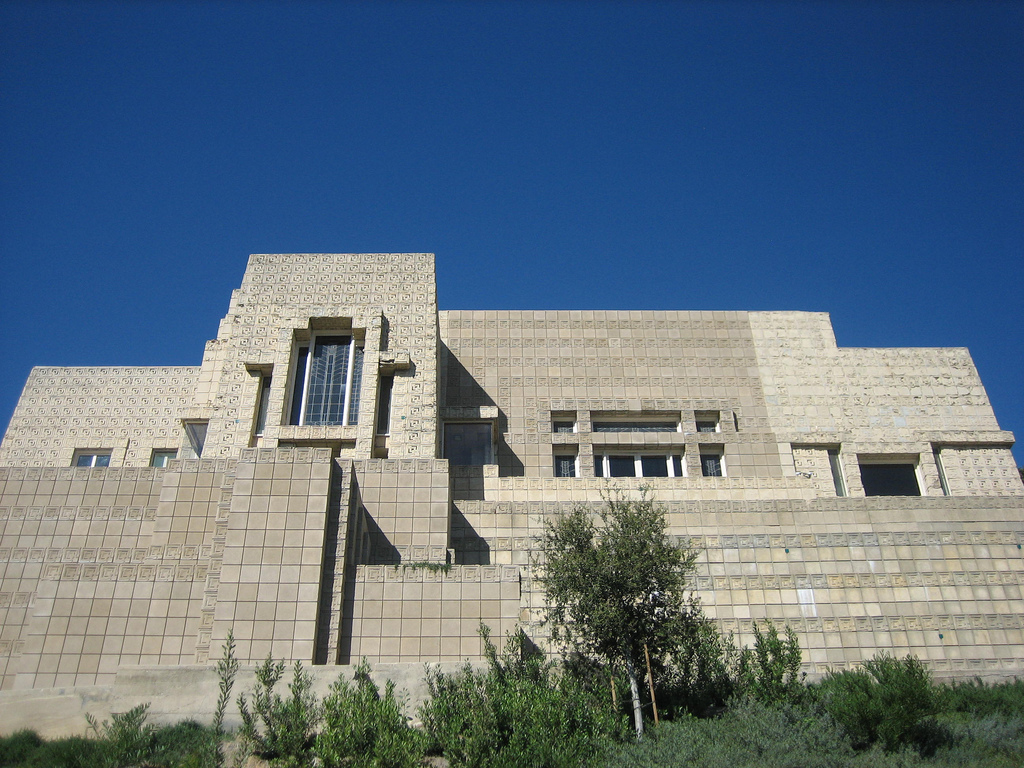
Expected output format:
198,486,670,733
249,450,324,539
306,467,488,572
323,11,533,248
537,487,701,737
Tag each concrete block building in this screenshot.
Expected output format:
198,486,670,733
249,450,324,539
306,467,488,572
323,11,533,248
1,253,1021,711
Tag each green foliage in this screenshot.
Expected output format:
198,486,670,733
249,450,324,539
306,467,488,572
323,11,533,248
315,659,424,768
150,721,217,768
936,678,1024,719
86,703,157,768
736,621,805,706
419,627,627,768
662,621,738,717
538,488,701,735
213,631,239,768
599,697,856,768
539,488,700,667
0,730,43,766
818,654,937,753
20,736,105,768
238,657,320,768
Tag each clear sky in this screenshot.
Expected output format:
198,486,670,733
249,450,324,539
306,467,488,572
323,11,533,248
1,1,1021,463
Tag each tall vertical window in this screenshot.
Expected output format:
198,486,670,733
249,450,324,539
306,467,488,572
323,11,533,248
828,449,847,496
290,335,363,426
376,375,394,435
254,375,272,436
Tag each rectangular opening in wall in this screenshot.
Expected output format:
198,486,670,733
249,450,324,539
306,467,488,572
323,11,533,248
594,453,684,478
932,448,951,496
828,450,847,496
290,333,363,426
859,461,921,496
552,412,577,434
444,422,494,465
254,373,272,437
150,450,177,468
694,411,720,433
554,453,578,478
376,375,394,435
700,448,724,477
592,419,679,433
73,450,111,467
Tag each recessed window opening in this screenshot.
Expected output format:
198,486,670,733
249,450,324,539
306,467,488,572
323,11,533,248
859,462,921,496
933,449,950,496
184,421,208,458
554,454,578,478
376,375,394,435
592,421,679,433
254,374,272,436
695,411,720,433
700,450,724,477
290,334,363,426
444,422,493,465
150,450,177,468
553,421,576,434
74,451,111,468
828,450,847,496
594,454,684,478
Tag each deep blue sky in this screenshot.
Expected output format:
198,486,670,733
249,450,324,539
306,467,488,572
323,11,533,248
1,1,1021,463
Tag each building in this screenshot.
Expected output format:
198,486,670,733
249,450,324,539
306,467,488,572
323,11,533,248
0,253,1021,714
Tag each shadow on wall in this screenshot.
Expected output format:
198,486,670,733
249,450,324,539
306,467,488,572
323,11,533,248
450,505,491,565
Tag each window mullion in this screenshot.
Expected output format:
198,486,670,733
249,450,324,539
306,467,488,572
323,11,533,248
298,340,314,426
635,455,643,478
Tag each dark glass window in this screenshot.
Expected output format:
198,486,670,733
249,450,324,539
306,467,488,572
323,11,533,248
701,453,723,477
553,421,576,433
444,423,493,465
290,336,362,426
860,463,920,496
641,455,669,477
75,452,110,467
554,455,576,477
607,456,637,477
254,375,272,436
593,421,677,433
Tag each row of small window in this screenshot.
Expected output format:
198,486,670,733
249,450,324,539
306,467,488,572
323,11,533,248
553,411,724,434
74,450,177,468
554,451,725,478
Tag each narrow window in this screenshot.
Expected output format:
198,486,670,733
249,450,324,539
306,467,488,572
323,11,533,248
290,335,363,426
254,375,272,436
933,449,950,496
150,450,177,468
593,421,678,433
74,451,111,467
828,450,847,497
554,454,577,478
700,450,724,477
859,463,920,496
376,375,394,435
184,421,208,459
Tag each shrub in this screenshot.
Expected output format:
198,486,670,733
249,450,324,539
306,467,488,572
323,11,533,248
0,730,43,767
599,697,855,768
419,627,627,768
315,659,424,768
23,736,105,768
150,720,217,768
238,657,320,767
937,678,1024,719
662,621,737,717
817,654,937,753
86,703,157,768
735,621,805,706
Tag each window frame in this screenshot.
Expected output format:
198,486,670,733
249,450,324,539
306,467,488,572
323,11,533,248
699,448,725,477
443,421,495,466
150,449,177,468
73,450,111,468
289,333,364,427
554,453,579,478
594,453,685,478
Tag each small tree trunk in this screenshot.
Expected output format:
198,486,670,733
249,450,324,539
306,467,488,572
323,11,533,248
624,653,645,738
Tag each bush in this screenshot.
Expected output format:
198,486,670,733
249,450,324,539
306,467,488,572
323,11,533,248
314,659,424,768
817,654,937,753
735,621,805,706
86,703,158,768
600,697,855,768
0,730,43,766
419,627,627,768
937,678,1024,719
22,736,105,768
150,720,217,768
662,621,737,717
238,657,321,767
